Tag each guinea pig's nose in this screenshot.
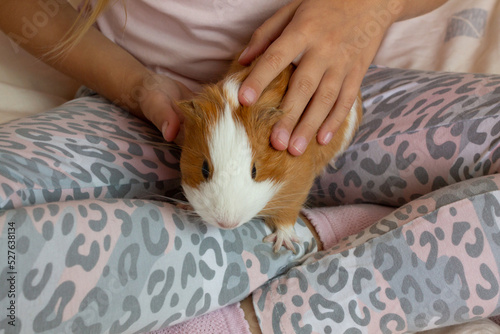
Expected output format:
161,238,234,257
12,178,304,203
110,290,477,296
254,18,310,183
217,221,239,229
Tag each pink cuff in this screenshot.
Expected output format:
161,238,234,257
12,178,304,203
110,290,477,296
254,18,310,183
302,204,394,250
150,302,251,334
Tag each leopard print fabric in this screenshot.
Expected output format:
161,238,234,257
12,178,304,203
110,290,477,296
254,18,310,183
1,66,500,333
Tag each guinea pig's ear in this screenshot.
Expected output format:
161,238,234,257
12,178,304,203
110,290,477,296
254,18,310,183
176,100,203,121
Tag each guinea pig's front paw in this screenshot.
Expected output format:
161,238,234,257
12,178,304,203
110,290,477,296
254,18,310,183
263,226,300,254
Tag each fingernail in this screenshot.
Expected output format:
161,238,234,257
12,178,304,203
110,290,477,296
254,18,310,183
321,132,333,145
275,128,290,148
161,122,169,140
238,47,249,62
292,136,307,154
241,87,256,105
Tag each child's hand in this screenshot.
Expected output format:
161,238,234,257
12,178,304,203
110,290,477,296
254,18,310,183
238,0,400,156
135,74,193,142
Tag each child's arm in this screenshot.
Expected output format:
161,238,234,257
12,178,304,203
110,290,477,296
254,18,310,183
0,0,190,141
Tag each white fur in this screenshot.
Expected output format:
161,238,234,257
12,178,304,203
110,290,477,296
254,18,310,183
335,96,360,159
183,102,281,229
222,77,240,109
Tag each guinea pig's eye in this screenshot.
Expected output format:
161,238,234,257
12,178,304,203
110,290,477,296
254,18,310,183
202,160,210,180
251,163,257,179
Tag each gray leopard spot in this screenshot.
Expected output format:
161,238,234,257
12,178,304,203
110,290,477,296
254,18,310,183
222,229,244,254
348,300,370,326
218,263,249,305
414,313,429,328
454,305,472,322
476,263,499,300
468,119,487,145
433,299,451,325
17,236,29,254
115,209,132,237
172,213,185,230
42,187,62,204
482,193,500,227
360,154,391,176
33,207,45,222
465,227,484,258
199,260,216,280
181,253,197,289
66,234,100,272
426,127,456,160
292,295,303,307
42,221,54,240
200,237,224,267
287,268,308,293
344,329,363,334
380,313,405,334
16,128,53,141
79,287,109,317
420,231,438,270
141,217,169,256
472,306,484,315
170,293,179,307
317,258,348,293
399,297,412,314
149,267,175,313
88,203,107,232
291,312,313,334
414,167,429,185
309,293,344,323
23,263,52,300
109,295,141,334
187,288,211,317
352,267,372,294
452,221,470,245
402,275,424,302
33,281,75,332
379,176,406,198
426,278,442,294
271,303,286,334
118,243,139,286
62,213,75,235
369,287,386,311
445,256,470,300
175,236,182,250
374,243,402,281
395,141,416,170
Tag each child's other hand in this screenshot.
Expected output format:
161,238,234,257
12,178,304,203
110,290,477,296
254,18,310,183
238,0,401,156
134,73,193,142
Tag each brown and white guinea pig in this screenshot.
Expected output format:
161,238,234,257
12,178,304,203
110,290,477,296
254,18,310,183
177,56,362,253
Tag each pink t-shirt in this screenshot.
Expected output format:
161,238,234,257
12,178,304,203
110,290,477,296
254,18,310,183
96,0,291,91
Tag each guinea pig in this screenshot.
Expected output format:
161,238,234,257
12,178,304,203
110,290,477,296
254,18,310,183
177,57,362,253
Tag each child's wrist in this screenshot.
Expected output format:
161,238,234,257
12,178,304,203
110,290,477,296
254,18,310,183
111,70,158,117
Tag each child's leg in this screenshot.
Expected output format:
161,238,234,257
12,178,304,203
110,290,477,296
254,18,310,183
0,95,181,211
0,198,316,333
311,67,500,207
254,174,500,333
